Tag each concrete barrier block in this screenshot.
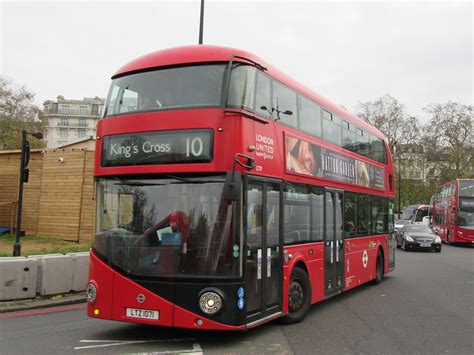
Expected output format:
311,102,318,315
0,257,38,301
28,254,64,293
37,255,74,295
67,252,90,291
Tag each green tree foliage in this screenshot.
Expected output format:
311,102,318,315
399,179,437,207
0,76,45,150
423,102,473,181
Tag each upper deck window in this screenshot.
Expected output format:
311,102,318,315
459,181,474,197
227,64,256,111
254,72,272,118
299,95,321,138
226,64,388,165
272,80,297,128
322,110,342,146
342,120,356,151
105,64,226,117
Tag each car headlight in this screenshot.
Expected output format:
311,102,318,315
199,290,223,315
86,282,97,303
435,236,441,243
405,235,414,242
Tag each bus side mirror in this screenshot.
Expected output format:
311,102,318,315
224,171,241,201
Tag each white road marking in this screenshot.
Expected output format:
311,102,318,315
74,338,198,351
147,343,203,354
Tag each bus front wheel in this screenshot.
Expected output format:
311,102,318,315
281,267,311,324
373,251,384,285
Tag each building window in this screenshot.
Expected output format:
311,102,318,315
59,118,69,126
78,129,87,138
61,105,70,114
79,106,88,114
59,128,68,139
79,118,87,127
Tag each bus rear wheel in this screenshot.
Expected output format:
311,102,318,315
281,267,311,324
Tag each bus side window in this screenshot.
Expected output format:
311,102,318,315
255,72,272,118
344,192,357,237
299,95,322,138
272,80,297,128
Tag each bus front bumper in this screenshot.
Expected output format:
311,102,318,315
87,251,245,331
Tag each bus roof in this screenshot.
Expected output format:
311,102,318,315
113,45,386,141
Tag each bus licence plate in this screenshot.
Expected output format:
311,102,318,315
126,308,159,320
419,243,431,247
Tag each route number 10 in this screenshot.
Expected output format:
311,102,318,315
185,137,204,157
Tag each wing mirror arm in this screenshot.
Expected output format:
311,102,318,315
224,153,255,201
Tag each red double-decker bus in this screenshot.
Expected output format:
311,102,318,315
431,179,474,244
86,45,396,330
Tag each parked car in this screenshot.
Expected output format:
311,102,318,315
396,224,442,252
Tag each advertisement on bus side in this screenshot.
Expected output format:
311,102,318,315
285,134,384,190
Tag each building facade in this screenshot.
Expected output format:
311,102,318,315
43,96,105,148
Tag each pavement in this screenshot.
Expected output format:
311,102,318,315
0,292,86,313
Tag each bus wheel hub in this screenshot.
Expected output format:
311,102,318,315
289,281,304,311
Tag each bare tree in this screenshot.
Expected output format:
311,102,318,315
423,101,473,181
356,95,419,157
0,76,44,150
356,95,421,212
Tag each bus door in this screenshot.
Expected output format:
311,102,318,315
324,189,344,296
245,178,282,326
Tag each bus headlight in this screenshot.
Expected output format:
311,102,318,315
86,282,97,303
199,290,223,315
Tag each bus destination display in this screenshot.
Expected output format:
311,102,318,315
101,129,213,167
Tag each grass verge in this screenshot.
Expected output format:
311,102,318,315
0,234,91,257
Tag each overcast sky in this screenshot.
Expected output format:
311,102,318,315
1,0,472,122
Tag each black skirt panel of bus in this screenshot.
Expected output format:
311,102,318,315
134,279,246,327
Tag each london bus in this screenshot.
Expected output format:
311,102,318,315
87,45,396,330
431,179,474,244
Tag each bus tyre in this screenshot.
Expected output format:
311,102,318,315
281,267,311,325
373,251,384,285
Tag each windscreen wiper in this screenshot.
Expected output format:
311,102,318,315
163,174,224,184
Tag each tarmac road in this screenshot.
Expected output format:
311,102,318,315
1,244,472,354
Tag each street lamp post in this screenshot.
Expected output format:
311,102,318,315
199,0,205,44
12,130,43,256
398,156,402,214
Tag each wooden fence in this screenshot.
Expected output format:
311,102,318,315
0,148,95,243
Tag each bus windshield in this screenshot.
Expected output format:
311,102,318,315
414,207,429,223
93,176,241,278
105,64,226,116
459,197,474,228
458,181,474,228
